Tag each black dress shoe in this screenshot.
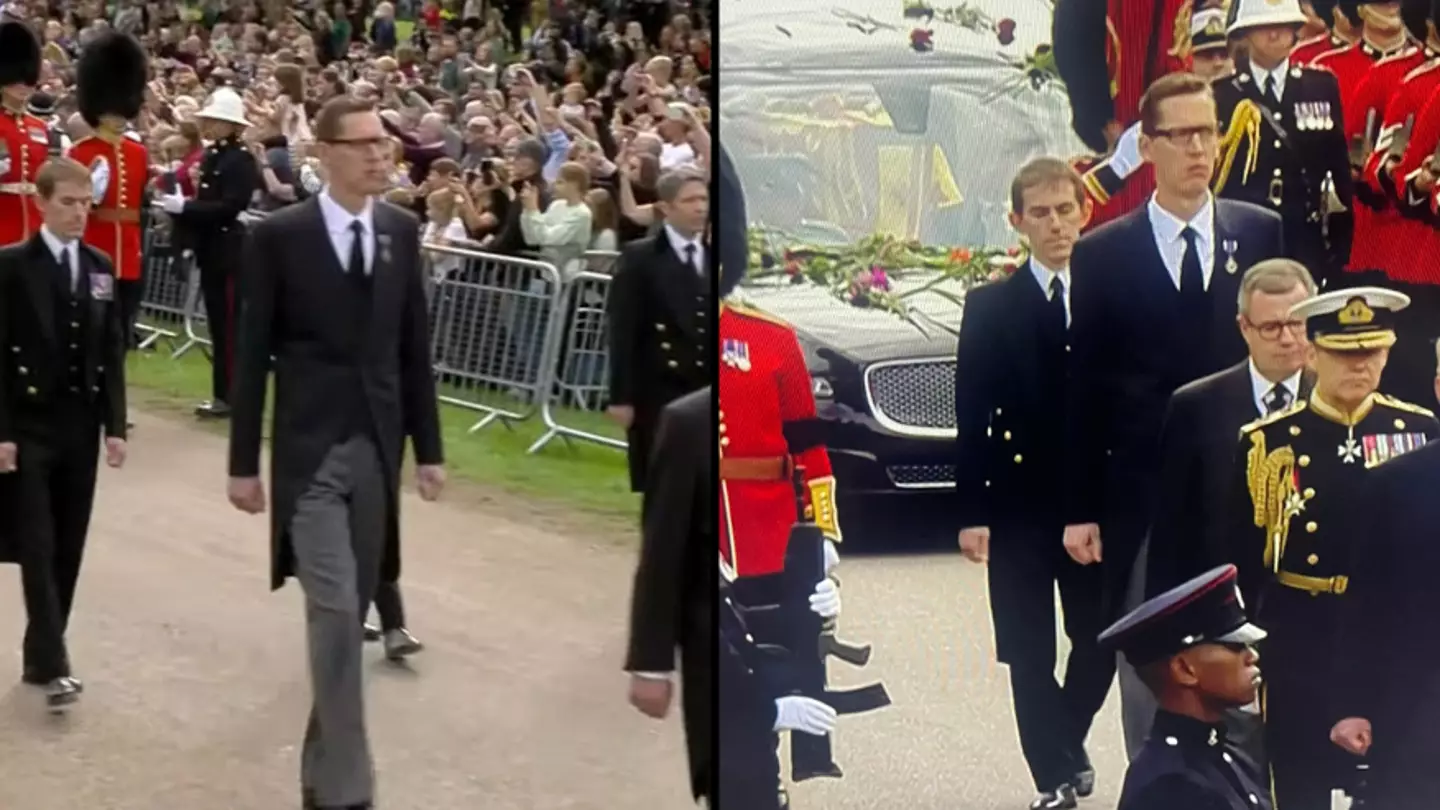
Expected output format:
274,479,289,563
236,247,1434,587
362,623,382,642
1074,768,1096,798
383,628,423,661
1030,785,1077,810
194,400,231,418
44,677,80,712
23,668,81,693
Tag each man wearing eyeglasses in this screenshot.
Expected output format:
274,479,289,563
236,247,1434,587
1062,70,1285,760
1130,259,1316,769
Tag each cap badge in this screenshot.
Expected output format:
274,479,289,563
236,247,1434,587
1337,297,1375,325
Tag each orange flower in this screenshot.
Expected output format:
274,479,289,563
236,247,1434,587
949,247,972,263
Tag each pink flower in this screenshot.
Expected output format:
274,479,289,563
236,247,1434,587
1007,245,1022,256
870,268,891,290
784,260,802,276
987,269,1005,282
996,18,1016,46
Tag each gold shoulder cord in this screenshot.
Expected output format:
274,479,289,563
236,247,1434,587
1247,430,1298,571
1214,98,1262,196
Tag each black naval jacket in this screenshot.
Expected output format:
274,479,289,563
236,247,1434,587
1331,441,1440,804
624,387,715,800
1212,59,1354,280
606,229,711,491
1118,710,1271,810
170,134,261,269
1229,392,1440,610
0,235,128,562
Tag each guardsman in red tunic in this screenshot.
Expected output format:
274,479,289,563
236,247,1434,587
1293,0,1359,63
1355,3,1440,283
0,21,48,248
716,149,840,581
1054,0,1191,230
718,304,840,578
1314,1,1419,120
66,32,149,349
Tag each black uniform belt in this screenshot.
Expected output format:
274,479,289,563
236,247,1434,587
720,455,792,482
1276,571,1349,595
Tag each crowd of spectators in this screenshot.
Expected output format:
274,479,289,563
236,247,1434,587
5,0,714,277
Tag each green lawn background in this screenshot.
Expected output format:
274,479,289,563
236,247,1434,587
125,347,639,522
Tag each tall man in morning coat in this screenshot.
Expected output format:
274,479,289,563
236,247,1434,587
227,97,445,810
954,157,1116,809
1060,72,1285,760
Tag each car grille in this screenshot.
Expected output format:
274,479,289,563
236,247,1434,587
886,464,956,489
864,359,957,437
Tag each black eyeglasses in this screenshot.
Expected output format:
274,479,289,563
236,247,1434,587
1245,317,1306,341
1150,125,1219,146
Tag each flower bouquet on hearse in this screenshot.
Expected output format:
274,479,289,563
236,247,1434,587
744,226,1025,336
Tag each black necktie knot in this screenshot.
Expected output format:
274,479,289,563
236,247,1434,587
1265,384,1292,414
1048,275,1064,300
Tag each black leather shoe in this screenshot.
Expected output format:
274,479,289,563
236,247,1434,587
45,677,80,712
383,628,424,661
1074,768,1096,798
1030,785,1078,810
362,623,382,642
195,400,231,418
24,668,80,692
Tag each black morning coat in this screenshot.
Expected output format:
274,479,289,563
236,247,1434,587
1063,198,1284,612
228,196,444,590
624,386,715,800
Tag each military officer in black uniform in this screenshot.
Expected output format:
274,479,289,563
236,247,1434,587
153,87,260,419
1214,0,1355,286
0,157,128,711
1100,564,1271,810
605,167,712,493
1230,285,1439,809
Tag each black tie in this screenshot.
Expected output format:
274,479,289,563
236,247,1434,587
1048,275,1067,332
1180,226,1207,296
347,220,368,283
1264,74,1280,106
58,244,74,295
684,243,701,275
1264,384,1292,414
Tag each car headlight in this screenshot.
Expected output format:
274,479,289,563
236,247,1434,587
812,376,834,399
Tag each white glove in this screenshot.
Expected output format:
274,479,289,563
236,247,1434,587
773,695,837,736
0,156,10,177
809,578,841,618
158,192,185,215
1109,121,1143,179
823,539,840,574
89,157,110,203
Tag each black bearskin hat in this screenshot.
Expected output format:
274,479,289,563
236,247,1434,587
1402,0,1431,40
0,21,40,89
1309,0,1339,29
77,31,149,127
718,145,748,299
1432,0,1440,27
1337,0,1363,27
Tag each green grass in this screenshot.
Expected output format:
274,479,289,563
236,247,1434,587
125,345,639,524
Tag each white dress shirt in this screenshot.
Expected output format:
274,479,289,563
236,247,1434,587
665,223,706,275
1250,58,1290,101
317,188,376,275
1248,359,1302,417
38,225,79,292
1148,193,1216,291
1028,257,1071,327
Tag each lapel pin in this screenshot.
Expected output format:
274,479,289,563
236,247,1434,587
1223,239,1239,274
377,233,392,266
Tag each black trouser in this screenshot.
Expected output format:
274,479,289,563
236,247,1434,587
716,733,785,810
13,408,101,682
196,254,234,404
118,278,143,351
989,521,1116,792
1263,594,1349,810
503,0,527,51
371,579,407,632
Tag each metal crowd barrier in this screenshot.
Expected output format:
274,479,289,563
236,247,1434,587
137,218,630,456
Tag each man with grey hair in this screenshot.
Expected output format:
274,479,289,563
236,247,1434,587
1124,257,1318,762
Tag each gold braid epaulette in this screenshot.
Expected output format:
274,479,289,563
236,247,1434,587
1246,430,1298,572
1214,98,1262,196
1374,392,1437,418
